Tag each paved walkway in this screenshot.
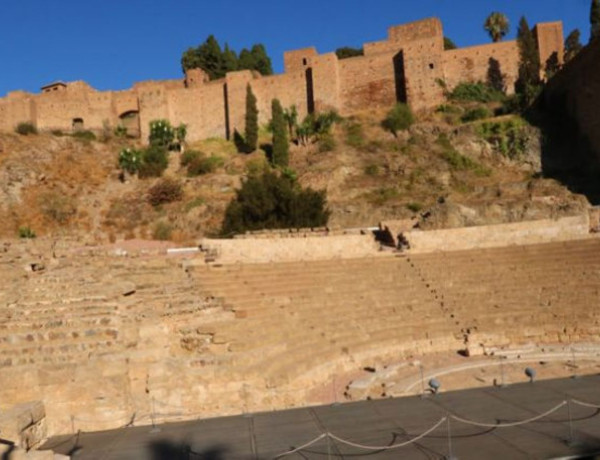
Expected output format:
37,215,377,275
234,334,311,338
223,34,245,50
42,375,600,459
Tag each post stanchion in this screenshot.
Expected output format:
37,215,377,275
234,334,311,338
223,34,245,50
446,414,457,460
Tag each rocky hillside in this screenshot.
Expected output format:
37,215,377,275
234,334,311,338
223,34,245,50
0,105,588,244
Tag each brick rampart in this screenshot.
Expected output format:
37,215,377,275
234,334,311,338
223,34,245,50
0,17,563,141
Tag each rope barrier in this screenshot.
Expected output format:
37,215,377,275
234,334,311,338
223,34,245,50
450,401,567,428
327,416,447,450
572,399,600,409
273,433,328,458
273,417,447,457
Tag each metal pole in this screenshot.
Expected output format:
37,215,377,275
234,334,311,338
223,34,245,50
151,397,156,429
571,347,579,379
420,364,425,397
333,374,337,404
447,415,455,460
567,399,575,446
500,357,506,387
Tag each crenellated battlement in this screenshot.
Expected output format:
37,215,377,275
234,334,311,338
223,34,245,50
0,17,563,143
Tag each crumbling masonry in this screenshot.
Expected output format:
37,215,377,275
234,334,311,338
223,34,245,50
0,18,563,143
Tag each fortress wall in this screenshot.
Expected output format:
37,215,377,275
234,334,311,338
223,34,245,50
0,94,34,130
283,47,318,73
200,234,381,264
251,71,308,126
34,90,114,132
404,215,590,253
224,71,254,138
388,17,443,45
338,52,397,113
401,37,445,111
0,18,565,140
542,38,600,172
364,18,444,57
311,53,341,112
167,82,227,142
442,41,519,93
536,22,564,68
138,88,170,142
111,91,139,118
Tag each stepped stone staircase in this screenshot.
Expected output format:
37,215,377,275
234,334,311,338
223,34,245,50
0,236,599,436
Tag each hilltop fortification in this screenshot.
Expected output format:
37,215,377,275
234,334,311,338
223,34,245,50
0,17,563,143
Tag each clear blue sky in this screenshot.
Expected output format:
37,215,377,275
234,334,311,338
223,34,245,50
0,0,592,97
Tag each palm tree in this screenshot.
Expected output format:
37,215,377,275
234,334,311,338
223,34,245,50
484,12,510,42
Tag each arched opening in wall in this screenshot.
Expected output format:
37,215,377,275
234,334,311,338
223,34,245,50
72,118,84,131
118,110,140,137
305,67,315,114
393,51,407,104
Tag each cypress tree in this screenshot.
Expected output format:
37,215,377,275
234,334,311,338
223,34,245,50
487,58,505,93
222,44,239,74
515,16,541,106
197,35,224,79
244,84,258,153
591,0,600,42
250,44,274,75
271,99,289,167
564,29,583,62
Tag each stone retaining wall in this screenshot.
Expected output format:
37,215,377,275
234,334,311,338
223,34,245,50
404,214,590,253
200,234,381,264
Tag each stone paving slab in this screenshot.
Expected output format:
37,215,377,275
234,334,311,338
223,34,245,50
42,375,600,459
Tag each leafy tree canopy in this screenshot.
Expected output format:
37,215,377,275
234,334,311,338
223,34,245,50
335,47,364,59
564,29,583,63
221,171,330,236
181,36,273,80
444,37,458,50
591,0,600,42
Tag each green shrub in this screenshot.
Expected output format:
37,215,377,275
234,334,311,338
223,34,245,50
114,125,127,137
345,122,365,148
461,107,492,123
367,187,400,205
477,118,529,159
184,197,206,212
245,156,270,176
72,130,97,141
221,171,330,236
149,119,175,148
364,164,380,176
180,149,202,167
449,82,505,103
18,226,36,239
138,145,169,178
153,221,173,241
436,104,462,114
314,111,341,135
118,148,143,174
147,178,183,207
318,132,336,152
437,134,491,176
187,154,224,176
51,129,64,137
271,99,289,167
382,103,414,136
407,202,423,213
15,122,37,135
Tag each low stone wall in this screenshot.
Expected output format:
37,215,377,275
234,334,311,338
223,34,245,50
200,234,381,264
0,402,46,450
404,215,590,253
